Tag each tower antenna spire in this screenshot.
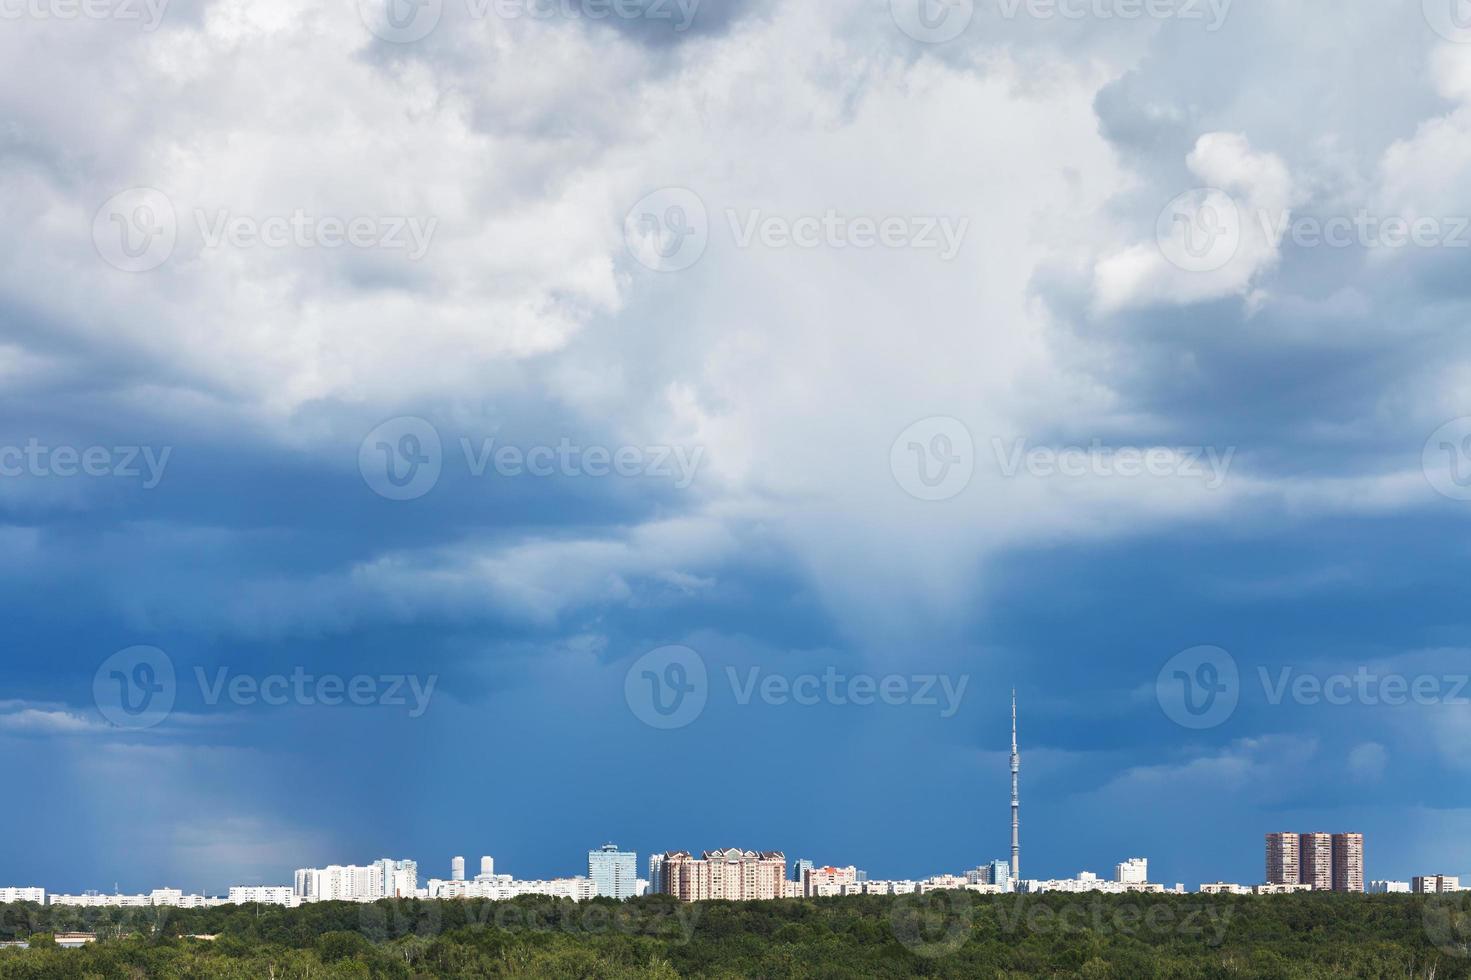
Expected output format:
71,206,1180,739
1010,690,1020,883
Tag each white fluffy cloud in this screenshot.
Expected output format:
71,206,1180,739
2,0,1469,649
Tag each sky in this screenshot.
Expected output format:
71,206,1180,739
3,0,1471,895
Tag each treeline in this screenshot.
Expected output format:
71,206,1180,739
0,890,1468,977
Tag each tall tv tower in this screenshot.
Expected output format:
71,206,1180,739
1010,689,1020,882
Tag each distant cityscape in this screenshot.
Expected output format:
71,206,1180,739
1,697,1462,911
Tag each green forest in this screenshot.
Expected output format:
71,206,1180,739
1,891,1469,978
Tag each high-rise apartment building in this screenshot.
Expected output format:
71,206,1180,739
452,857,465,882
381,859,418,898
1300,834,1334,891
588,843,638,900
656,849,788,902
1331,833,1364,893
791,859,814,883
1265,833,1301,885
479,856,494,879
648,854,667,895
1115,858,1148,884
294,859,416,902
1265,833,1364,891
966,860,1012,891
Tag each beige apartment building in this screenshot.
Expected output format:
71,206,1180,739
1265,832,1365,892
657,849,788,902
1413,875,1461,894
1265,833,1301,885
802,866,858,898
1332,834,1364,893
1300,833,1334,891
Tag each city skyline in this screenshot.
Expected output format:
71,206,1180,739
4,694,1468,895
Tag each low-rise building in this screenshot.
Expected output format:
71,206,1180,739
1254,882,1314,895
1199,882,1251,895
426,876,596,901
1368,881,1411,894
802,866,858,898
0,888,44,904
227,886,297,906
54,933,96,949
1413,876,1461,894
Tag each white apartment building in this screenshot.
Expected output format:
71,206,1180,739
426,876,512,900
1021,873,1176,895
1198,882,1252,895
588,844,639,900
426,876,596,902
1255,882,1314,894
50,893,149,908
1115,858,1148,884
227,886,297,906
0,888,44,904
49,891,225,908
1368,881,1411,894
294,859,417,903
849,880,918,895
152,889,225,909
802,866,858,898
1414,876,1461,894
